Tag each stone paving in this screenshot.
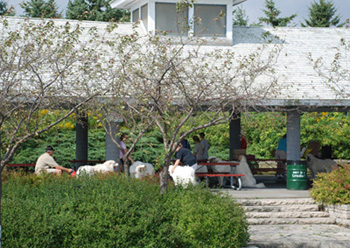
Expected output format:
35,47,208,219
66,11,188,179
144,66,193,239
216,177,350,248
248,224,350,248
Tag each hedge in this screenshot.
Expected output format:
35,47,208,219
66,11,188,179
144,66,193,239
2,173,249,248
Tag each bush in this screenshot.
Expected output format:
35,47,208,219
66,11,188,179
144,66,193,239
2,173,249,248
310,164,350,205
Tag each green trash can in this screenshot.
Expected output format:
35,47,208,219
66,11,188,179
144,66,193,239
286,160,307,190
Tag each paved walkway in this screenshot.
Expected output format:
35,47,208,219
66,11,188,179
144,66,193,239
248,224,350,248
214,177,350,248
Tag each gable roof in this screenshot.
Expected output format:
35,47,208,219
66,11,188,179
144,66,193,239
2,17,350,111
231,26,350,110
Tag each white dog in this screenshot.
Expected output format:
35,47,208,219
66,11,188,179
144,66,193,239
236,155,265,188
129,161,155,179
169,165,196,187
76,160,117,177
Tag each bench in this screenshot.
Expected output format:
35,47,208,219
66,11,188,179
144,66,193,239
5,164,36,172
196,162,244,190
246,158,286,175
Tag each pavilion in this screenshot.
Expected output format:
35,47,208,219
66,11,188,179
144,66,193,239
3,0,350,164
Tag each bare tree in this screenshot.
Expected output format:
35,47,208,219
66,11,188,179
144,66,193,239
85,18,282,192
0,17,105,235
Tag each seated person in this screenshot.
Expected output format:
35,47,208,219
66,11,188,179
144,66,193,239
35,146,73,175
171,143,198,174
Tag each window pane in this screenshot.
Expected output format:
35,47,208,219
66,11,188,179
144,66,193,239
132,8,139,22
141,4,148,31
194,4,226,37
156,3,188,35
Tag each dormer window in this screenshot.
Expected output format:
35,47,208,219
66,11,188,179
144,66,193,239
110,0,244,40
132,8,139,22
193,4,226,37
155,3,188,35
141,4,148,31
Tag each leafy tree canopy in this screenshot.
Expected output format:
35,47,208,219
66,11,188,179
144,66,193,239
302,0,343,27
233,6,249,26
259,0,296,27
0,0,15,16
20,0,61,18
66,0,129,22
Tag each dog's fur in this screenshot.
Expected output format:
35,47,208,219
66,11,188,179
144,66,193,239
236,155,265,188
209,156,265,188
306,154,337,179
129,161,155,179
169,165,196,187
76,160,117,177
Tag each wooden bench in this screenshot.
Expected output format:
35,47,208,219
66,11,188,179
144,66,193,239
246,158,286,175
5,164,36,172
196,162,244,190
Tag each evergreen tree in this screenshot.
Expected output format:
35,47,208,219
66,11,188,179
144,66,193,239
302,0,342,27
20,0,61,18
259,0,296,27
0,0,15,16
66,0,129,22
233,6,249,26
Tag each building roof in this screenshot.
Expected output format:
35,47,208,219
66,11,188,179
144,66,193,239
230,26,350,110
2,17,350,110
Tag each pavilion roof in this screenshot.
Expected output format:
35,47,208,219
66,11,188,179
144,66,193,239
2,17,350,110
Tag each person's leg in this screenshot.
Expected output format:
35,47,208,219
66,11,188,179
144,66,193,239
47,169,61,174
119,159,124,172
190,163,198,171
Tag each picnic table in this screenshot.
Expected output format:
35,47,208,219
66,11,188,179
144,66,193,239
196,162,244,190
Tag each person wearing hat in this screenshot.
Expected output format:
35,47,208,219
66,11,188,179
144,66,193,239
35,146,73,175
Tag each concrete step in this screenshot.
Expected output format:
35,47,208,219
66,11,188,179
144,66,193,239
237,198,315,206
243,204,319,212
247,217,336,225
246,211,330,218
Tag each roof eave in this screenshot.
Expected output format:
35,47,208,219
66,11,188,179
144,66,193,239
110,0,248,9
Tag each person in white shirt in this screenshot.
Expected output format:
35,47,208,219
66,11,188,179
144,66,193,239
200,132,210,160
192,136,205,161
35,146,73,175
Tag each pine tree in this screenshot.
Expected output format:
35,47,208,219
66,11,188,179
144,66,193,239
20,0,61,18
259,0,296,27
302,0,342,27
0,0,15,16
66,0,129,22
233,6,249,26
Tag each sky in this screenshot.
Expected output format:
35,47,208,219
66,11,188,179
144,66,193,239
7,0,350,26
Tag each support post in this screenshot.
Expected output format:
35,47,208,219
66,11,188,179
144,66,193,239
105,120,121,162
229,113,241,160
75,112,88,169
286,110,301,161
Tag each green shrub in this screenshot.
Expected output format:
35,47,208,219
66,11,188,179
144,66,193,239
310,164,350,205
2,173,249,248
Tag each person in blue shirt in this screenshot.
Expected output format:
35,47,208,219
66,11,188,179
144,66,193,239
275,134,287,179
171,143,198,174
277,134,287,153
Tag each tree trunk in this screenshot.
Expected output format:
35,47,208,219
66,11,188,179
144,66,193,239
0,168,3,248
160,155,171,194
123,156,129,176
160,166,168,194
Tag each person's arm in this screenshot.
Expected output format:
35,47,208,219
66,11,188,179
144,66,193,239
55,165,73,174
171,159,181,174
128,150,135,164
